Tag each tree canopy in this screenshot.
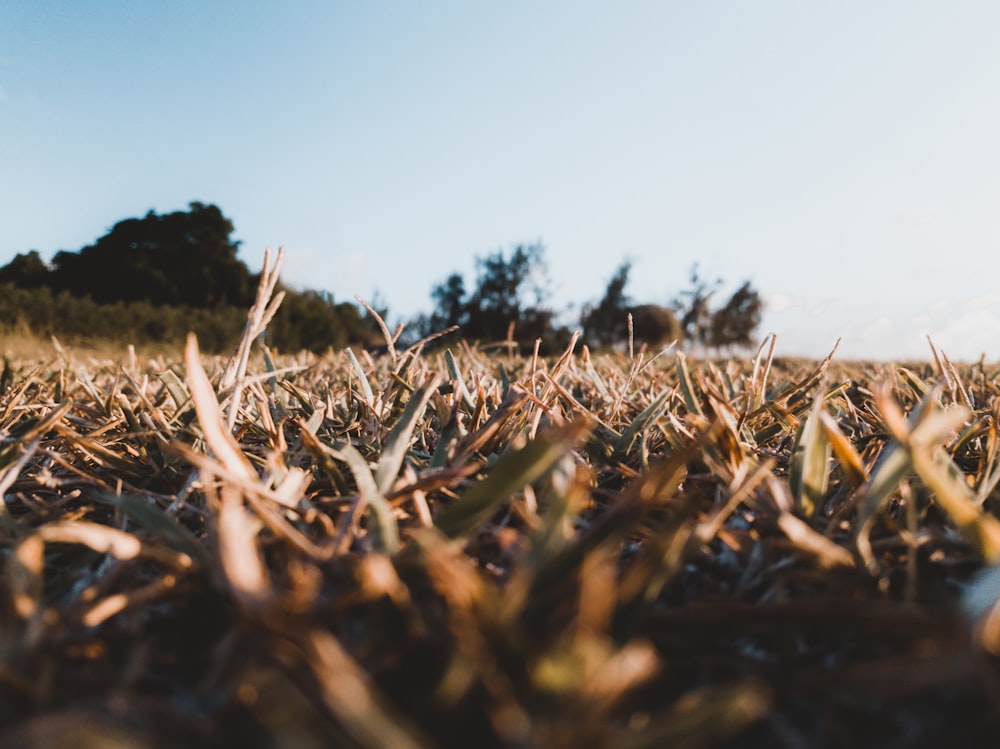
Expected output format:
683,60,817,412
581,262,682,350
46,202,254,308
1,202,766,355
0,203,379,353
422,242,567,352
580,261,633,347
0,250,50,289
422,250,762,355
708,281,764,350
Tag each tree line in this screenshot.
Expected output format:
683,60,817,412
0,203,763,354
0,203,380,352
418,243,763,355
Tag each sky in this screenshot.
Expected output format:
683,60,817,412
2,1,1000,361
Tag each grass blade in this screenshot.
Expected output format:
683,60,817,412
434,419,591,538
346,347,375,407
184,334,255,481
676,351,704,417
93,491,209,565
910,444,1000,563
611,390,670,463
329,442,400,554
787,393,831,516
819,409,867,487
444,348,475,410
374,373,442,493
778,512,854,569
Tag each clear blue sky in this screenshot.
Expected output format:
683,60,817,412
2,2,999,360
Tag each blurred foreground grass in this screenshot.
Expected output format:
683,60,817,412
2,255,1000,747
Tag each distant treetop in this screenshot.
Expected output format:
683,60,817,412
0,202,379,353
40,202,256,308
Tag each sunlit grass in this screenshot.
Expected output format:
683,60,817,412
1,255,1000,746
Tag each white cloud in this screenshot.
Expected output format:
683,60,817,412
762,292,1000,362
926,307,1000,360
830,298,1000,362
763,292,801,314
763,291,835,320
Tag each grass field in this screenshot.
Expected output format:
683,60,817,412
1,263,1000,747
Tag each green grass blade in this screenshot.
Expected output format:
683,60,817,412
434,420,591,538
910,444,1000,564
855,387,978,571
94,491,209,565
444,348,475,410
374,373,442,493
330,442,399,555
676,351,704,417
787,394,831,516
611,391,670,463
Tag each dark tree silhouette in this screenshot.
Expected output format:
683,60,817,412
581,261,633,346
267,289,377,353
423,242,564,350
672,263,722,348
466,243,550,341
629,304,683,349
581,262,682,350
428,272,467,330
0,203,380,353
46,202,254,307
0,250,50,289
708,281,764,350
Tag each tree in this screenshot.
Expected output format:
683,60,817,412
422,242,563,350
466,243,551,341
46,202,254,307
0,203,385,353
630,304,683,348
708,281,763,351
671,263,722,349
0,250,50,288
581,261,633,346
428,272,467,330
580,261,683,350
267,289,378,353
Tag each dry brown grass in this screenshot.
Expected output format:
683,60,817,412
1,261,1000,747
